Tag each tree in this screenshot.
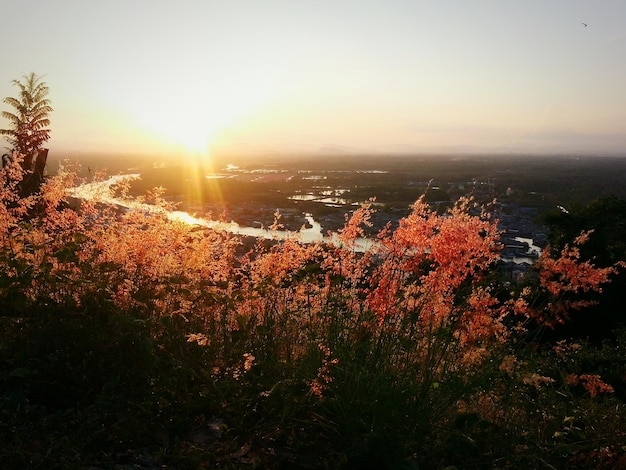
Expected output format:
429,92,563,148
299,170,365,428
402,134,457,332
1,73,53,193
1,73,53,157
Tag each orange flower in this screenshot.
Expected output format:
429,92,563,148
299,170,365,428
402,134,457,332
567,374,614,397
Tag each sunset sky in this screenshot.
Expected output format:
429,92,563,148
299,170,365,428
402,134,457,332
2,0,626,158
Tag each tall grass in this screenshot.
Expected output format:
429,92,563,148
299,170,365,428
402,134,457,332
0,156,623,468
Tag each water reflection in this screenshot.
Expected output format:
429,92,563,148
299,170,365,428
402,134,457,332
168,211,374,251
70,174,373,252
70,174,535,261
289,194,318,201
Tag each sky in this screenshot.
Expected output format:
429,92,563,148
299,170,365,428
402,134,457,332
2,0,626,158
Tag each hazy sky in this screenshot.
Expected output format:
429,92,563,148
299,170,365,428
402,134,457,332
2,1,626,157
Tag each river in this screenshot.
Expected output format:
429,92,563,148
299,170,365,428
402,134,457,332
69,174,375,252
69,174,536,262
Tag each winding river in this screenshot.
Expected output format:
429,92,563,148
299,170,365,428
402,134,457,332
69,174,375,252
70,173,536,263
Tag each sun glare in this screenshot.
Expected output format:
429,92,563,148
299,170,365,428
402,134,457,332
116,70,285,157
133,100,232,155
141,110,221,155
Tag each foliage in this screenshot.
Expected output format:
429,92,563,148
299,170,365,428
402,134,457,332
1,73,52,158
542,197,626,265
0,162,624,468
540,197,626,340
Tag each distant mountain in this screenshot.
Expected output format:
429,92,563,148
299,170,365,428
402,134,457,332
316,144,360,155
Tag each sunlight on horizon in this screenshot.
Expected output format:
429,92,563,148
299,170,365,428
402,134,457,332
131,99,239,156
105,60,292,157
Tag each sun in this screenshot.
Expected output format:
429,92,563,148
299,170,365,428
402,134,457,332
121,74,280,157
131,98,234,156
102,55,296,158
139,108,223,155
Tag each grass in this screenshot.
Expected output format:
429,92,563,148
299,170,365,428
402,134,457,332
1,162,625,468
1,302,625,469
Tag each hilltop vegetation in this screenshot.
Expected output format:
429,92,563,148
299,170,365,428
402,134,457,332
1,154,625,469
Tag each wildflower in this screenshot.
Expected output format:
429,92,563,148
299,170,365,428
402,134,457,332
308,343,339,398
499,355,518,375
243,353,255,372
461,347,487,367
566,374,614,397
187,333,209,346
523,373,555,390
336,201,373,248
553,340,582,359
534,231,619,327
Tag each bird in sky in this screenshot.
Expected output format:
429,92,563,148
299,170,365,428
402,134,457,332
582,22,588,27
